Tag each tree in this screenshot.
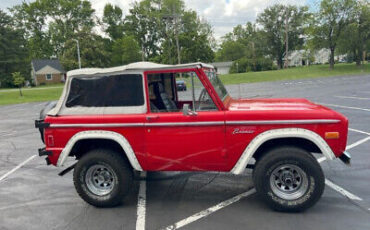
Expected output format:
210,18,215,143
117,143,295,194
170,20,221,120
10,1,53,59
337,1,370,66
12,72,25,96
161,9,215,64
216,41,247,62
310,0,357,69
257,4,310,69
45,0,95,56
215,22,269,73
103,4,125,41
111,36,142,65
61,29,110,70
0,10,29,88
124,0,215,64
124,0,163,61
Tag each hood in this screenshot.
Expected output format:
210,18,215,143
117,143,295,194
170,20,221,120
228,98,329,112
225,98,348,121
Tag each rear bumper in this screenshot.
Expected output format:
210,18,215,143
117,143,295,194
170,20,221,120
38,147,52,165
339,151,351,165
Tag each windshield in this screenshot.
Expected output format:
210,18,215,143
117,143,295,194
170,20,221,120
204,69,229,101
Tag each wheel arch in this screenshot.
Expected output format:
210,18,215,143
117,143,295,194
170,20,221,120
56,130,143,171
230,128,335,175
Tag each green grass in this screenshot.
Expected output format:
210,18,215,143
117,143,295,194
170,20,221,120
0,63,369,106
0,85,63,106
219,63,370,85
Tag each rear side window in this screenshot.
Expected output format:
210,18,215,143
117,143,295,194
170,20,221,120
66,74,144,107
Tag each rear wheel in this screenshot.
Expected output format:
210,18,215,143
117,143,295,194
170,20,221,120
253,146,324,212
73,149,133,207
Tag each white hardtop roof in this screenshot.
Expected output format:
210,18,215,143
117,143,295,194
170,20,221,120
67,62,214,77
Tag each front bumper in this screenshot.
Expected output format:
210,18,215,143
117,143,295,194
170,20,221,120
339,151,351,165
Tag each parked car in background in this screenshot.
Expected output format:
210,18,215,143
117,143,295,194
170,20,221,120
176,80,187,91
36,62,350,212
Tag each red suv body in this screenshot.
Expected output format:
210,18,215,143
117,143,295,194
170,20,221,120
36,62,350,211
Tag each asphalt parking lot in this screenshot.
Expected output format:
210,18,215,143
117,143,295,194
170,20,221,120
1,74,370,230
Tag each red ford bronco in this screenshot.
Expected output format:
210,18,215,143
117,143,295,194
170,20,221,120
36,62,350,212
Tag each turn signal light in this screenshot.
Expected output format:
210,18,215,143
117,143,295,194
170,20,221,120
325,132,339,139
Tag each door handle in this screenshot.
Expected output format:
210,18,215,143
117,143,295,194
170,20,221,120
146,115,159,121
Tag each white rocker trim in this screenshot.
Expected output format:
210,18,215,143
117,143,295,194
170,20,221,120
56,130,143,171
230,128,336,175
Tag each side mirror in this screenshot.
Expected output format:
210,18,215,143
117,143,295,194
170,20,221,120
182,104,197,116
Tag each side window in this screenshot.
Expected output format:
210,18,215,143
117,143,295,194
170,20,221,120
147,71,217,113
147,73,177,113
66,74,144,107
46,74,52,80
179,72,217,112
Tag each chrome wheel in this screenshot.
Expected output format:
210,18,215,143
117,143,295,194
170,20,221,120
85,164,116,196
269,164,308,200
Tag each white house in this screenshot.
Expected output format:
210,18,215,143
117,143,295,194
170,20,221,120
209,61,233,75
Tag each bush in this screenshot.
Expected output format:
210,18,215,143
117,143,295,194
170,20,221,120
230,57,275,74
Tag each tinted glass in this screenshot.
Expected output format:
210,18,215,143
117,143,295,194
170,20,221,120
66,74,144,107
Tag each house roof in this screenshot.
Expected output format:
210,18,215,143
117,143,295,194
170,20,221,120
32,59,65,73
67,62,214,78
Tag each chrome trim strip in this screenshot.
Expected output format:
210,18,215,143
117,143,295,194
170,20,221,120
50,123,145,128
226,119,340,125
146,121,224,127
50,121,224,128
50,119,338,128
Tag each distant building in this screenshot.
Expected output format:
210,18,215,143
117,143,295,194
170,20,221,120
210,61,233,75
313,49,330,64
31,59,66,86
284,49,347,67
285,50,309,67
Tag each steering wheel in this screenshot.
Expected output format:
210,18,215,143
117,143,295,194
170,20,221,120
197,88,213,110
198,88,207,102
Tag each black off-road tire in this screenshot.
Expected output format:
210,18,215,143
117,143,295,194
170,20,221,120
253,146,325,212
73,149,133,207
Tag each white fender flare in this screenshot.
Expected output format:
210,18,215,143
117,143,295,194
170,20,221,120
230,128,336,175
56,130,143,171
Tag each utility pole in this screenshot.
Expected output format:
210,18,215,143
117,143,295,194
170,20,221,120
284,8,289,69
74,39,81,69
174,14,181,65
163,5,181,65
251,41,256,70
141,44,145,61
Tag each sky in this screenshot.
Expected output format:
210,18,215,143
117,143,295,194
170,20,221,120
0,0,320,39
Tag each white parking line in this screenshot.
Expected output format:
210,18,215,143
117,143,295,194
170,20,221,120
163,133,369,229
319,103,370,112
325,179,362,200
164,188,256,230
136,172,147,230
317,157,327,163
346,136,370,150
317,135,370,164
0,155,37,182
335,96,370,100
349,128,370,136
317,136,369,202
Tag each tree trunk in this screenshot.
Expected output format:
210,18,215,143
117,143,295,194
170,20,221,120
329,47,335,70
277,56,283,69
19,87,23,97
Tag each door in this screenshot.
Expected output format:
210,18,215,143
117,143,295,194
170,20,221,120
144,70,227,171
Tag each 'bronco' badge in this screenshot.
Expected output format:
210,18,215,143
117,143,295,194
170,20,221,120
232,128,254,134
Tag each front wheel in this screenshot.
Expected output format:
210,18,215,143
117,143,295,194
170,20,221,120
73,149,133,207
253,146,325,212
